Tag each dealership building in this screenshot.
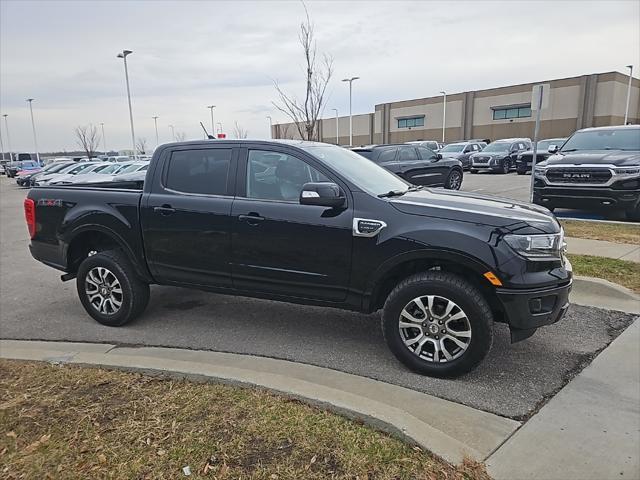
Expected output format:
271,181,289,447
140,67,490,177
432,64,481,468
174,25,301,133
272,71,639,145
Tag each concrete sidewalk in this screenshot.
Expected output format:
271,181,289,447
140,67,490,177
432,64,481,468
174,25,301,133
487,319,639,480
566,236,640,262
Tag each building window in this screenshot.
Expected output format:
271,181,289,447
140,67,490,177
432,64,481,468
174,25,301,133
397,116,425,128
492,105,531,120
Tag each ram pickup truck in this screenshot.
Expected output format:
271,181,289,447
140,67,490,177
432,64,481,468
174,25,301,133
26,140,572,377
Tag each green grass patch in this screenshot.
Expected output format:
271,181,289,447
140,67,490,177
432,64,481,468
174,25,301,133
0,360,489,479
568,254,640,293
561,220,640,245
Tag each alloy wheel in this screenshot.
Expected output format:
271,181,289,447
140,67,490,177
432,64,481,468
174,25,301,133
398,295,471,363
85,267,123,315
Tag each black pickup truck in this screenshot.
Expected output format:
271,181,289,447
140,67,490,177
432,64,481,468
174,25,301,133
533,125,640,221
26,140,572,377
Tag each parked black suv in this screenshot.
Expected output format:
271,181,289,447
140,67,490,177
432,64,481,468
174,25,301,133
469,138,532,174
515,138,567,175
533,126,640,220
27,140,571,377
438,141,486,170
352,144,464,190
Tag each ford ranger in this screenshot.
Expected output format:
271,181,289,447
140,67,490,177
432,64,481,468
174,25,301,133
25,140,572,377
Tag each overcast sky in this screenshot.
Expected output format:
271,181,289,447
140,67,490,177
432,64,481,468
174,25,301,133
1,0,638,152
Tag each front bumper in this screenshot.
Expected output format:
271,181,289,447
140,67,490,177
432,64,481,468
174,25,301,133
534,185,640,210
496,279,572,342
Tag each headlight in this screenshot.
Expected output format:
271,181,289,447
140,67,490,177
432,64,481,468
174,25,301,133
534,166,547,177
517,154,523,160
613,167,640,176
504,231,564,261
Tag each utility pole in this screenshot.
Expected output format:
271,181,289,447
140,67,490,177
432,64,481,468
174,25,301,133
440,91,447,143
152,116,159,146
168,124,175,141
342,76,359,146
100,123,107,152
624,65,634,125
332,108,339,144
266,115,273,138
207,105,216,137
117,50,136,154
26,99,40,163
2,115,11,161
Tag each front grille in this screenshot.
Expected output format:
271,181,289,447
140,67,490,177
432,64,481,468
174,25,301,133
546,168,612,184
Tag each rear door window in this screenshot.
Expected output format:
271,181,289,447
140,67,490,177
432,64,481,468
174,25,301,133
417,147,438,161
165,148,232,195
398,147,419,161
377,148,397,163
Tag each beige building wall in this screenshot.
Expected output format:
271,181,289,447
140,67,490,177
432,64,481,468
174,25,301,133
272,71,640,145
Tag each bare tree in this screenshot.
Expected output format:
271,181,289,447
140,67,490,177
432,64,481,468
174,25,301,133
175,131,187,142
233,121,248,139
272,5,333,141
136,137,147,155
74,124,101,158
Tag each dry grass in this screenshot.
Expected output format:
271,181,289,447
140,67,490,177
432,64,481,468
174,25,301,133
568,254,640,293
0,360,490,480
561,220,640,245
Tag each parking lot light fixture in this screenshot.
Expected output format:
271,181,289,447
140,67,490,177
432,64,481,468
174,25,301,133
116,50,136,155
207,106,216,137
152,116,159,146
2,114,10,161
624,65,633,125
440,91,447,143
26,99,40,164
342,77,359,146
332,108,339,145
168,124,175,141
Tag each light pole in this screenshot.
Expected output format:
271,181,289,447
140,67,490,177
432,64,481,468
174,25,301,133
0,121,4,162
2,114,11,161
342,76,359,146
217,122,223,135
168,124,175,141
266,115,272,138
332,108,339,144
624,65,634,125
207,105,215,136
152,116,159,146
100,123,106,152
26,99,40,164
440,91,447,143
116,49,136,154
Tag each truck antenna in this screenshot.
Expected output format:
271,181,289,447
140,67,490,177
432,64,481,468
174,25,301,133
200,122,215,139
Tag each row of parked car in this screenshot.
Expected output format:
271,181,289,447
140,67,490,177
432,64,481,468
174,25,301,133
8,158,149,188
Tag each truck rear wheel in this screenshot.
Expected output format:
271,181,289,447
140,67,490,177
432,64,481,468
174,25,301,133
381,271,493,378
76,250,150,327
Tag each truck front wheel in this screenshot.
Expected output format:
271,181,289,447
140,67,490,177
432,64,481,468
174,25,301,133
76,250,150,327
381,271,493,377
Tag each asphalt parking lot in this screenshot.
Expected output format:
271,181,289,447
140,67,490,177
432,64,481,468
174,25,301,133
0,176,636,419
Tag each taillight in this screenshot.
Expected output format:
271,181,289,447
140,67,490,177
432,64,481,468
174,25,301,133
24,198,36,239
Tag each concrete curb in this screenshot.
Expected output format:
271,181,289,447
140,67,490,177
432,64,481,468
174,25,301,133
0,339,519,465
571,276,640,314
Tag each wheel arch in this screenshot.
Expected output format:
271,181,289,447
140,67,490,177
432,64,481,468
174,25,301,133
364,250,505,321
64,225,153,282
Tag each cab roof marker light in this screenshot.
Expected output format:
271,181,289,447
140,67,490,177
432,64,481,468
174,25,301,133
483,271,502,286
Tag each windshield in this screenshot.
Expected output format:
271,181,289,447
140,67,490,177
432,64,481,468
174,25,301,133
98,164,121,174
482,142,510,153
302,144,408,196
19,161,38,168
45,162,72,173
440,143,465,153
537,139,565,150
352,150,374,159
77,164,104,175
68,163,95,175
119,163,146,174
561,129,640,152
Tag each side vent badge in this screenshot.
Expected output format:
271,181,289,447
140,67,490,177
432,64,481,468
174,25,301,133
353,218,387,237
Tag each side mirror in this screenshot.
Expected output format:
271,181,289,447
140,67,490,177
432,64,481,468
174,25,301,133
300,182,345,208
548,145,559,154
435,153,442,161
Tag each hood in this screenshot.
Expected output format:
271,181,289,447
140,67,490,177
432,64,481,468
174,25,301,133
389,188,559,233
43,173,75,184
68,173,114,184
440,152,463,159
545,150,640,167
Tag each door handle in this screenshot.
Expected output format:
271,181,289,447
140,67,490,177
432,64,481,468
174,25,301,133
238,213,264,225
154,205,176,215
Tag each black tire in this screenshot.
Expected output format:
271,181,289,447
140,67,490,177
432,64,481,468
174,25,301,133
626,207,640,222
500,159,510,174
470,169,478,174
444,169,463,190
76,249,150,327
381,271,493,378
516,169,526,175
